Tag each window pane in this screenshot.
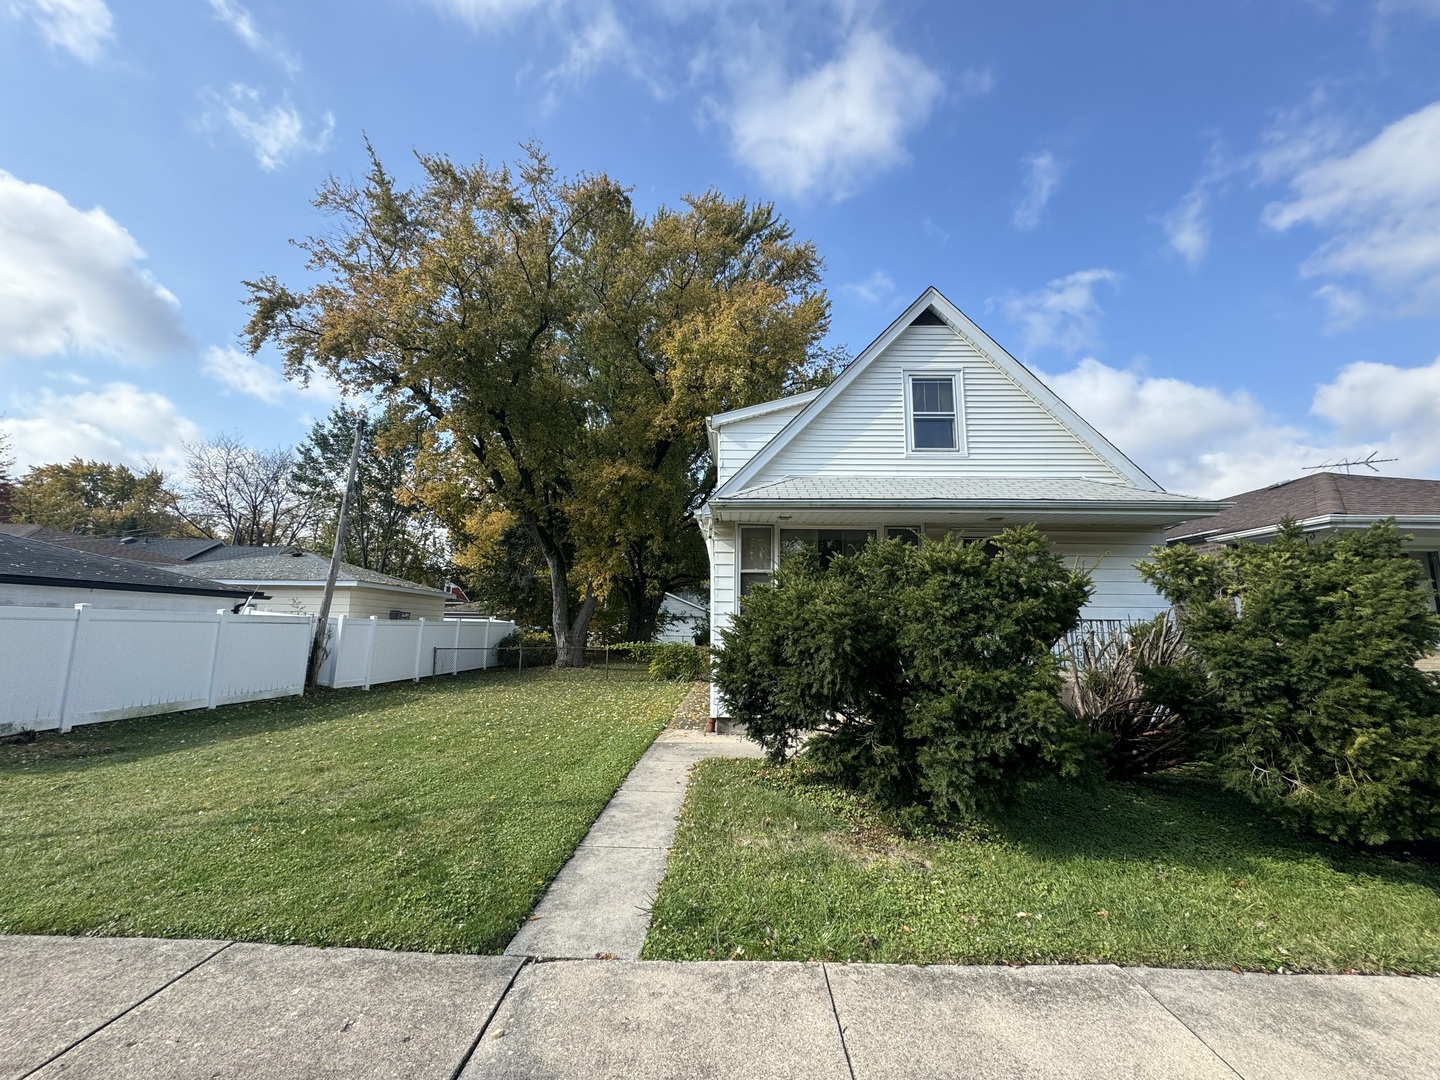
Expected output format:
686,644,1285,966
841,530,876,555
740,527,773,571
912,377,953,414
779,529,817,558
887,527,920,546
913,416,955,449
740,572,772,595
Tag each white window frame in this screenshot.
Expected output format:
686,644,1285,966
737,525,776,597
904,371,966,455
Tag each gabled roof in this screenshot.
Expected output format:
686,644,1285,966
713,287,1161,499
0,532,261,600
165,549,446,595
1168,472,1440,543
708,389,823,428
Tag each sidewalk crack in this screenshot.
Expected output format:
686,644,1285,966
821,963,857,1080
20,939,235,1079
447,956,530,1080
1131,976,1245,1079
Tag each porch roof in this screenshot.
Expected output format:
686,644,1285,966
703,476,1228,528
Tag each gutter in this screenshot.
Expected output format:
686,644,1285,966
706,497,1230,514
1192,513,1440,545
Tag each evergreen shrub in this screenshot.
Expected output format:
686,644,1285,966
615,642,709,681
1140,521,1440,844
714,527,1093,819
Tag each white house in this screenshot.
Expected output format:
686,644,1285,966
700,287,1227,718
656,591,707,644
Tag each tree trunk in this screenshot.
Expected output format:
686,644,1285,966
619,578,667,643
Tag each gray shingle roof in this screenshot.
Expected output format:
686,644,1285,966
165,549,444,594
1167,472,1440,542
715,475,1219,507
0,532,260,599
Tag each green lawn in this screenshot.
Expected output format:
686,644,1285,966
644,759,1440,973
0,667,686,953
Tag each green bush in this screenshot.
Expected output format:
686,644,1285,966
495,628,557,668
1140,521,1440,844
614,642,709,681
714,527,1093,820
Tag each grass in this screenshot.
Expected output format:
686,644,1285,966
643,759,1440,973
0,666,687,954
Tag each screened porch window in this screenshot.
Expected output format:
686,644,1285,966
739,526,774,595
910,375,958,450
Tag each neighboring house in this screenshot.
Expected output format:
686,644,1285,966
656,591,707,644
0,532,262,612
700,287,1227,717
162,545,448,621
1166,471,1440,614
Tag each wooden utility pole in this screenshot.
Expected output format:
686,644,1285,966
307,415,366,687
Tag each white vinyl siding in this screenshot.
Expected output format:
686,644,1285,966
715,404,811,485
1045,529,1169,622
750,325,1125,485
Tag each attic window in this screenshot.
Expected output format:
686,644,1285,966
909,375,959,451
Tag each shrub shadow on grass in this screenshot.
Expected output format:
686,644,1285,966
0,666,539,774
985,768,1440,897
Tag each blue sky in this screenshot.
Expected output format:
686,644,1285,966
3,0,1440,497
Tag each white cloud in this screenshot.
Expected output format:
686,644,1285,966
206,0,299,73
1261,99,1440,315
422,0,546,26
4,381,202,474
202,345,341,406
1163,187,1210,267
9,0,113,62
840,270,898,307
1000,268,1120,354
1041,354,1440,497
722,28,944,200
0,170,188,361
1013,151,1062,231
202,84,334,170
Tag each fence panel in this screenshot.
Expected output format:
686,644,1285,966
0,606,76,729
0,605,310,733
316,616,515,689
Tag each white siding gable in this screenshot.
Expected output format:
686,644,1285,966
715,401,812,486
746,324,1126,486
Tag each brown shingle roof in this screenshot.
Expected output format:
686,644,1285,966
1167,472,1440,542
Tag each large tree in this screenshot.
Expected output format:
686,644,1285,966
244,145,831,664
10,459,186,537
291,406,448,585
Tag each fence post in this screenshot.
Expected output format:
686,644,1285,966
479,618,492,670
362,615,379,691
452,618,462,676
56,603,91,733
205,609,226,709
412,618,426,682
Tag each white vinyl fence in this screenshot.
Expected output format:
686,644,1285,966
0,606,519,735
315,615,515,689
0,604,312,734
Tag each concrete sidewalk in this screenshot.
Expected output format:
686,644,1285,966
505,727,764,961
3,935,1436,1079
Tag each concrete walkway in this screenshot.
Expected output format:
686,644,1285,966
504,727,764,961
3,934,1436,1079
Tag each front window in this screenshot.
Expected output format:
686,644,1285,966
739,527,774,595
910,375,958,450
779,529,876,568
